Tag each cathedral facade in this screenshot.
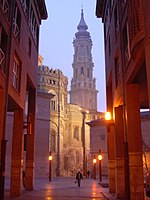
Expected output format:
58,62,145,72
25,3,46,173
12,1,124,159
35,10,103,177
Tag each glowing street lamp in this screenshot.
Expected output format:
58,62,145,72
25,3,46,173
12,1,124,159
105,111,112,120
105,112,114,132
98,149,102,182
49,151,52,181
93,155,97,179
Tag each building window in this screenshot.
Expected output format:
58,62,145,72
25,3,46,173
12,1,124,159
121,0,127,12
51,100,56,111
20,0,29,16
80,45,84,56
0,0,11,19
12,56,21,92
24,134,27,151
13,3,21,41
101,135,105,140
87,46,90,56
51,131,56,153
28,38,31,57
29,5,39,46
0,25,8,73
122,23,129,67
74,126,79,141
114,6,119,40
87,68,90,78
81,67,84,75
75,68,77,78
115,57,120,88
109,37,111,56
75,46,78,55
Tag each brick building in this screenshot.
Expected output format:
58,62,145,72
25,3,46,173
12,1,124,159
0,0,47,198
96,0,150,199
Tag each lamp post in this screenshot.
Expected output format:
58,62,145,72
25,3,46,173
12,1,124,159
105,112,114,132
98,149,102,182
81,111,86,176
49,151,52,181
85,157,87,178
93,155,96,179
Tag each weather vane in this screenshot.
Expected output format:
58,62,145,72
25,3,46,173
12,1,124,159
81,0,84,10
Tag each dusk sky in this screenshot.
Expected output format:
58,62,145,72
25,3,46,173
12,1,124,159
39,0,106,112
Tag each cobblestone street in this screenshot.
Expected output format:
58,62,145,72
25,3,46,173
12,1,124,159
5,177,116,200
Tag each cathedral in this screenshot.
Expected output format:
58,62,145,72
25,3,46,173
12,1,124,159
35,9,104,177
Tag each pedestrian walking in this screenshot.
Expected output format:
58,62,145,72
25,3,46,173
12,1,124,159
87,170,90,178
22,170,25,188
75,170,83,187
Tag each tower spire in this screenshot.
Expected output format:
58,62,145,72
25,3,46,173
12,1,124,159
77,8,88,31
70,10,98,111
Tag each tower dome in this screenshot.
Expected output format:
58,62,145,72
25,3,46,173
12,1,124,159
77,9,88,31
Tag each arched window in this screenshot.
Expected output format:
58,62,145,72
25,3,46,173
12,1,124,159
81,67,84,75
74,126,79,141
50,130,56,152
48,90,57,111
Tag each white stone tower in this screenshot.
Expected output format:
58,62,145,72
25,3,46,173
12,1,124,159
69,9,98,111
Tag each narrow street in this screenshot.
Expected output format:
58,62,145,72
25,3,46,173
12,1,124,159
5,177,116,200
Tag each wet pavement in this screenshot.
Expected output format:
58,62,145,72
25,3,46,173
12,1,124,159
4,177,117,200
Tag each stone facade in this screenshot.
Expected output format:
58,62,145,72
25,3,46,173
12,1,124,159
87,119,108,178
34,9,102,177
35,61,102,177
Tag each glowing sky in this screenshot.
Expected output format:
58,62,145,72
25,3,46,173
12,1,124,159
39,0,106,112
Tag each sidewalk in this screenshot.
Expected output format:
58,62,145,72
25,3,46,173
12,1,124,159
5,177,116,200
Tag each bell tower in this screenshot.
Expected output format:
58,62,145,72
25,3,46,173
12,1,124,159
69,9,98,110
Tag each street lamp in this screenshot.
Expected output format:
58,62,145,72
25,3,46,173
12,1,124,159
93,155,96,179
105,111,114,132
105,111,112,120
85,157,87,178
98,149,102,182
48,151,52,181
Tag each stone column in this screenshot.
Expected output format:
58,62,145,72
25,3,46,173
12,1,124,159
143,0,150,108
126,84,144,200
114,106,125,199
10,109,24,197
25,89,36,190
145,39,150,108
107,125,116,193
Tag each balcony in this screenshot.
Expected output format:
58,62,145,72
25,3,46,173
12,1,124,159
0,48,5,72
1,0,10,18
13,19,20,41
20,0,28,16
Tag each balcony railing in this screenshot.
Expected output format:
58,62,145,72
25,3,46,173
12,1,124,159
124,45,129,68
20,0,27,15
0,48,5,72
1,0,10,18
13,19,20,40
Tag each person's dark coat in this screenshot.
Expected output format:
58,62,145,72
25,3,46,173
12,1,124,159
76,171,83,187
